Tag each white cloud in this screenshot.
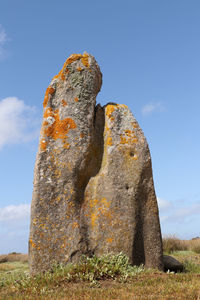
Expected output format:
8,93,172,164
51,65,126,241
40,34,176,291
160,215,169,222
0,25,7,59
0,203,30,253
141,102,165,116
0,97,40,150
157,197,171,210
170,203,200,219
0,204,30,222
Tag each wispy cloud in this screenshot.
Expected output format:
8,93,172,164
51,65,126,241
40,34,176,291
157,197,171,210
0,25,7,60
0,204,30,253
0,97,40,150
168,203,200,220
141,102,165,116
0,204,30,222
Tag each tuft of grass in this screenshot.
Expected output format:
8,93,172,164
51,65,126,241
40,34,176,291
56,252,145,283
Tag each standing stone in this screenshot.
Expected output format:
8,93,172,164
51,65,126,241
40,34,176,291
29,53,163,274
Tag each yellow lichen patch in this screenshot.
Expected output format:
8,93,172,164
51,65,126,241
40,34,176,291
132,122,138,129
132,155,138,160
120,136,138,145
107,136,112,146
72,222,79,229
32,218,37,226
61,99,67,106
101,198,110,208
74,97,79,102
89,198,111,228
90,198,99,208
91,213,98,227
106,105,116,119
120,129,138,145
43,86,55,108
56,196,61,203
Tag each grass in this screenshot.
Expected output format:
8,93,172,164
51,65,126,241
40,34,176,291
162,236,200,254
0,248,199,299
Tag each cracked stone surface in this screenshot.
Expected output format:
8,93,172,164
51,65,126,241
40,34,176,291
29,53,163,274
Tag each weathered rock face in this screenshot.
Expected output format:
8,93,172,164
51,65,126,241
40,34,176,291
29,53,163,274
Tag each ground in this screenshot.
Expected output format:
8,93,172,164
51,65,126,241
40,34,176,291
0,250,199,299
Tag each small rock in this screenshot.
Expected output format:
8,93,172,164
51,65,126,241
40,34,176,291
163,255,184,273
0,257,8,263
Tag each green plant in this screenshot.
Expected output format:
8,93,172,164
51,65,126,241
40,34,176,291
49,252,144,284
183,260,200,273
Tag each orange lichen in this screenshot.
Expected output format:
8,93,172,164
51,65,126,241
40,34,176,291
29,239,36,248
80,133,84,138
40,108,76,151
40,139,47,151
43,86,55,108
120,136,138,145
43,109,76,140
74,97,79,102
107,238,113,243
63,142,70,149
66,54,83,65
61,99,67,106
81,53,89,67
52,53,90,82
52,63,69,81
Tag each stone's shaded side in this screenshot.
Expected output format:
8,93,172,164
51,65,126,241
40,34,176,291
82,104,163,270
29,53,163,274
29,53,102,274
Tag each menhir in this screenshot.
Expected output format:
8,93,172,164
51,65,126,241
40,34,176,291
29,53,164,274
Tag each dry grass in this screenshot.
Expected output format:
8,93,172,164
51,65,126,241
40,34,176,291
0,253,28,264
0,250,199,299
162,236,200,254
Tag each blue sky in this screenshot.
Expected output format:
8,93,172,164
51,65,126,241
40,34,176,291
0,0,199,254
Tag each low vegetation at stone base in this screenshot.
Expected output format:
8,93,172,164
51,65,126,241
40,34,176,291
0,251,200,299
163,236,200,254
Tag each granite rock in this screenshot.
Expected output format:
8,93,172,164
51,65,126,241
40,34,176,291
29,53,163,274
